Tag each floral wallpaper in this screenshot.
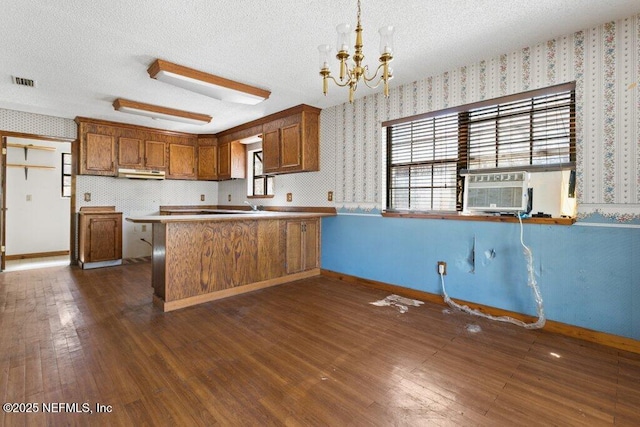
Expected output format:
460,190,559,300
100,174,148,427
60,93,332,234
327,13,640,222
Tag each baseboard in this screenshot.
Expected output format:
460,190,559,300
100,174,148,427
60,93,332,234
6,250,69,261
321,269,640,355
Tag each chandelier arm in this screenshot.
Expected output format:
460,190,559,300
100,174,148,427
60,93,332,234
363,76,385,89
327,74,353,88
361,63,384,83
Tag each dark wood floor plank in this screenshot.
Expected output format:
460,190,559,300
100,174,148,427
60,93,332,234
0,262,639,425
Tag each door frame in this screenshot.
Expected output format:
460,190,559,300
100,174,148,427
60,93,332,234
1,132,76,271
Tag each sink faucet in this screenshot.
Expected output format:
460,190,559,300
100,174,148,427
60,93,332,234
244,201,258,211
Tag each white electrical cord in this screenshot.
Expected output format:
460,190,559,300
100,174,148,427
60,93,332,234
440,213,546,330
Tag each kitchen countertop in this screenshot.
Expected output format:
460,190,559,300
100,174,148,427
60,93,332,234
127,210,335,223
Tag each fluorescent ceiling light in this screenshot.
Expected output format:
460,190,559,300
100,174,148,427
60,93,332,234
239,135,262,144
112,98,212,125
147,59,271,105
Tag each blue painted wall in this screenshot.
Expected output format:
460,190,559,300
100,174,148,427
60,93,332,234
321,215,640,340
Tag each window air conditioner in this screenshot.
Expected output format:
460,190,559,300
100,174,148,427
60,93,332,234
463,171,531,214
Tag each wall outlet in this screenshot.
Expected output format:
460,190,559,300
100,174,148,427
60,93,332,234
437,261,447,275
26,194,32,202
200,194,205,201
286,193,293,202
228,194,231,202
84,192,91,202
328,191,333,202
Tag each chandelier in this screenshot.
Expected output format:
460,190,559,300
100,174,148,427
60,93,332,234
318,0,394,103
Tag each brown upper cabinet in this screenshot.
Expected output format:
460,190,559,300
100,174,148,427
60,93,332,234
144,140,167,170
117,137,166,170
217,140,246,180
117,137,144,168
197,136,218,180
76,117,195,177
262,106,320,174
77,119,117,175
76,104,320,180
82,133,116,175
168,142,196,180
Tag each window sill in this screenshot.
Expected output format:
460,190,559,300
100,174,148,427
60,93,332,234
381,211,575,225
247,195,274,199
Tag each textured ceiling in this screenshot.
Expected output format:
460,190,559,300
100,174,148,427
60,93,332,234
1,0,639,134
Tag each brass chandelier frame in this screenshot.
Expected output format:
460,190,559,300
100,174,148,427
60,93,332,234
319,0,393,103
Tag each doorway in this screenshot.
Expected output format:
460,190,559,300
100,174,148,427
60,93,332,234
1,135,73,271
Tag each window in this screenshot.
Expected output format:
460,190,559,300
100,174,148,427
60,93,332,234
385,82,575,212
386,113,459,211
247,149,274,197
61,153,71,197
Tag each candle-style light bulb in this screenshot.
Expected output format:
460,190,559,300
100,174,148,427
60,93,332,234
378,26,394,55
336,23,352,53
317,44,332,70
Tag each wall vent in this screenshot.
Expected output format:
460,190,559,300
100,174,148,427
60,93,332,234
12,76,36,87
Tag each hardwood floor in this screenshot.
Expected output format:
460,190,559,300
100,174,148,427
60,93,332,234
1,262,638,426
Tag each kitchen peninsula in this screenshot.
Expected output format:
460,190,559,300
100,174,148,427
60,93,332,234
127,209,334,311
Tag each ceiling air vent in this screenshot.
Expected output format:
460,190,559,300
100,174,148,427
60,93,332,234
12,76,36,87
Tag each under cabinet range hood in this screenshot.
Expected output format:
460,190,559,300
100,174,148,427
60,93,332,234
117,168,165,180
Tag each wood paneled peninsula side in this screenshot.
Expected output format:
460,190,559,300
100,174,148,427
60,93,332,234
127,210,334,311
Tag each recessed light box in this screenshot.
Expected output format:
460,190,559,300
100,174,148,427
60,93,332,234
147,59,270,105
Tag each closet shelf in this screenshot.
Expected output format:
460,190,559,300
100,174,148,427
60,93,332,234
7,142,56,160
7,163,56,180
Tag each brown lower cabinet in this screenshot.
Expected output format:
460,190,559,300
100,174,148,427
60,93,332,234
78,206,123,269
285,218,319,274
133,214,328,312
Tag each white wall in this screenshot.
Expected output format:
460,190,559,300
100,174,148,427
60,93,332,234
6,137,71,255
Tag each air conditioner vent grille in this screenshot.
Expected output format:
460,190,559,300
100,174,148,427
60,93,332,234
12,76,36,87
464,171,529,213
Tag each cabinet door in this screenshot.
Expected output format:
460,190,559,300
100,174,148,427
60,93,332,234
145,140,166,169
217,141,246,180
168,144,196,179
262,129,280,173
198,145,218,180
303,219,319,270
218,141,231,179
84,133,115,174
285,220,303,274
88,216,122,262
118,137,143,168
280,123,302,169
285,219,319,274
